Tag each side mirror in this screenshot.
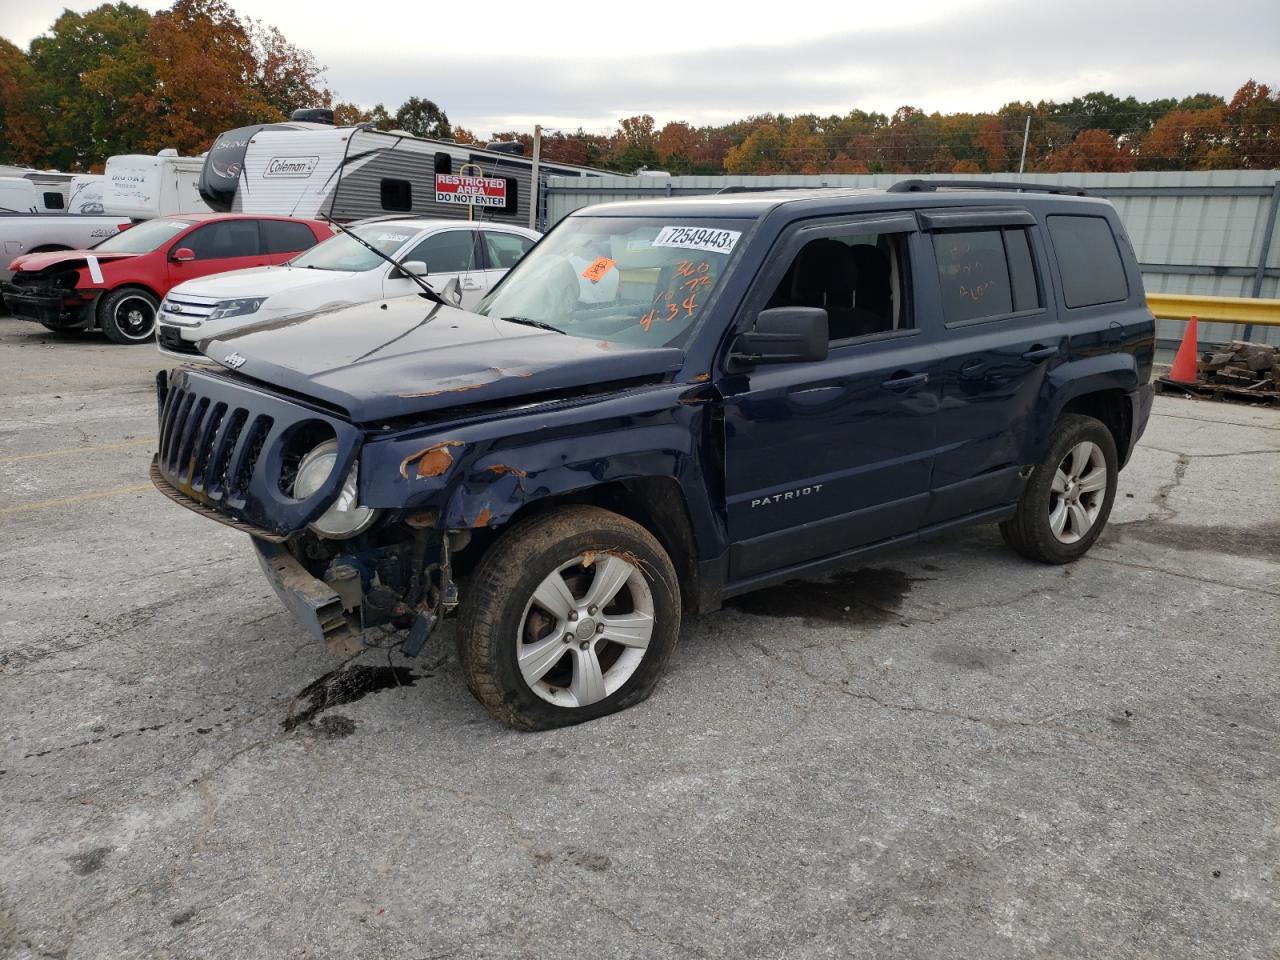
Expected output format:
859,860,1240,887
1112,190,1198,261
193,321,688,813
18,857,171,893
440,276,463,305
395,260,429,278
171,247,195,263
729,307,829,368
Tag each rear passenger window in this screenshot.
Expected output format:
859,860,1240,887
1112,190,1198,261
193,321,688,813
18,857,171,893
1048,215,1128,308
932,227,1041,325
483,231,535,269
261,220,318,254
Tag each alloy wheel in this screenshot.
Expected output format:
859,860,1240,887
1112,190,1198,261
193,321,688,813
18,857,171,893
1048,440,1107,543
517,554,655,707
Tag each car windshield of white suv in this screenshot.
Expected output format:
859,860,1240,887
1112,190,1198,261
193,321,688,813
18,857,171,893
289,223,417,272
475,216,751,347
93,218,193,254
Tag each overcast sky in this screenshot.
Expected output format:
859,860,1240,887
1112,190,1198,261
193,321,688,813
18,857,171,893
5,0,1278,133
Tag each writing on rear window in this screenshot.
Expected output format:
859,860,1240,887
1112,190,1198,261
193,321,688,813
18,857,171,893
653,226,741,254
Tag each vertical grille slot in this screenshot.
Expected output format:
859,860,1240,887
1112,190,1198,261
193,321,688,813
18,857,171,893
175,397,210,482
190,402,227,492
228,415,274,501
209,409,248,499
162,391,195,472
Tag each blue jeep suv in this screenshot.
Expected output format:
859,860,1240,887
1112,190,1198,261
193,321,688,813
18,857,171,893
151,180,1154,729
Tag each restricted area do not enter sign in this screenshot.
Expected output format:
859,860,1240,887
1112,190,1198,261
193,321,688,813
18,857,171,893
434,174,507,207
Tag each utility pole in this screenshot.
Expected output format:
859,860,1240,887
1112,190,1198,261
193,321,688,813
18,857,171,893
529,124,542,230
1018,115,1031,175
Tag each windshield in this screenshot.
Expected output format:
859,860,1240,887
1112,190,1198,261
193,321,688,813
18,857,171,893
94,218,192,254
290,223,416,271
475,216,751,346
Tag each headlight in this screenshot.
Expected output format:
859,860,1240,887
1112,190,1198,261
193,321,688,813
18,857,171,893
293,440,378,539
207,297,266,321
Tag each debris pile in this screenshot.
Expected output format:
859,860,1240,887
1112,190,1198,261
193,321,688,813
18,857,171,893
1161,340,1280,403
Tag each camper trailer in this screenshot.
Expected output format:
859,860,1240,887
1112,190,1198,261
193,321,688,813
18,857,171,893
198,119,605,229
104,151,212,219
67,175,106,214
0,171,76,213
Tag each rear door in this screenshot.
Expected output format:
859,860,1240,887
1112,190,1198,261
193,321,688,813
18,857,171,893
390,228,483,307
168,219,266,285
719,213,942,583
260,219,322,264
479,229,537,296
920,208,1066,525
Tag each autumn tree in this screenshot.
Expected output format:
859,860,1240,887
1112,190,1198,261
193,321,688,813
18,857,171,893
21,3,154,169
611,114,659,170
1139,107,1230,170
122,0,277,155
247,20,326,118
1225,80,1280,168
724,122,782,173
394,96,450,139
0,38,39,165
1040,128,1136,172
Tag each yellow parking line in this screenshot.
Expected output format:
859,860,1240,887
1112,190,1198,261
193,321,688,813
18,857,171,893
0,438,155,465
0,482,154,516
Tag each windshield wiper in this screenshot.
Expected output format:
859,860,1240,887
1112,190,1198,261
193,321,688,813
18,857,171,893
318,214,445,305
500,316,565,334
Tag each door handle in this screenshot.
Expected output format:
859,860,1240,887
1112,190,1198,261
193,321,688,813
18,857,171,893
959,358,985,378
881,371,928,391
1021,345,1057,361
461,277,482,290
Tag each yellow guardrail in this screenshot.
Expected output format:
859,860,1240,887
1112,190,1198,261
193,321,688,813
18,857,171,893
1147,293,1280,328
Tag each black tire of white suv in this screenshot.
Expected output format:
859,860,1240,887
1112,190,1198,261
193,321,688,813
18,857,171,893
1000,413,1119,564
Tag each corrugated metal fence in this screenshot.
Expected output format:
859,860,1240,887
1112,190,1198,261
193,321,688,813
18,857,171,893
545,171,1280,347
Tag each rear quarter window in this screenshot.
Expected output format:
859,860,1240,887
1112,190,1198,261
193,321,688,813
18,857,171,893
1047,214,1129,308
262,219,320,254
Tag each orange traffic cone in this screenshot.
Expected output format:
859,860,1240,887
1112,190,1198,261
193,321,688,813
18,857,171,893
1168,314,1200,384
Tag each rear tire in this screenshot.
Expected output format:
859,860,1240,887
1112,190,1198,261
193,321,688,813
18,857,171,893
1000,413,1118,564
457,505,681,730
98,287,159,344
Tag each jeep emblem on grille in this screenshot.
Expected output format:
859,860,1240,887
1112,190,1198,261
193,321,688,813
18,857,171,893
223,352,247,369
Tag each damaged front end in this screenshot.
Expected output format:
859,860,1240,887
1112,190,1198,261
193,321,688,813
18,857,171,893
2,268,98,329
151,367,462,658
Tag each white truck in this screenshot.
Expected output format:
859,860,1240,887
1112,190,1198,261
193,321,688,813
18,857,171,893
1,151,210,284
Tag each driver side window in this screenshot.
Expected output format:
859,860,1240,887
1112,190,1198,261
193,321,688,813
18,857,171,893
405,230,478,273
184,220,262,261
767,231,911,342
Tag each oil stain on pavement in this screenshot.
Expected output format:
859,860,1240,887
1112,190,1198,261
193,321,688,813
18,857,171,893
283,665,418,731
726,567,911,626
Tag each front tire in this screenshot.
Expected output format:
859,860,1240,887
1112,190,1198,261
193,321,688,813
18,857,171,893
1000,413,1118,564
457,505,681,730
98,287,159,344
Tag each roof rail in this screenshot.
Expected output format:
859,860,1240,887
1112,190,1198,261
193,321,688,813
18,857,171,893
888,179,1087,197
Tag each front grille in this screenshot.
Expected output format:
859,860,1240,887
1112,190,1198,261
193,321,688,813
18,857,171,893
160,293,218,326
159,383,273,507
157,325,199,355
153,368,360,537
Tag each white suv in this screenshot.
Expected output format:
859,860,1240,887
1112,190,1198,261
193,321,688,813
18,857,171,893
155,217,539,359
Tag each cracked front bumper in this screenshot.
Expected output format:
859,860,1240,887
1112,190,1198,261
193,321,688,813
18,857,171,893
252,539,364,656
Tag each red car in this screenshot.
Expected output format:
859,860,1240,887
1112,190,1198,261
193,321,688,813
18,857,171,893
1,213,332,344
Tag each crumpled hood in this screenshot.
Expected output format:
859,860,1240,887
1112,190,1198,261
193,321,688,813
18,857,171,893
11,249,139,272
201,294,684,423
